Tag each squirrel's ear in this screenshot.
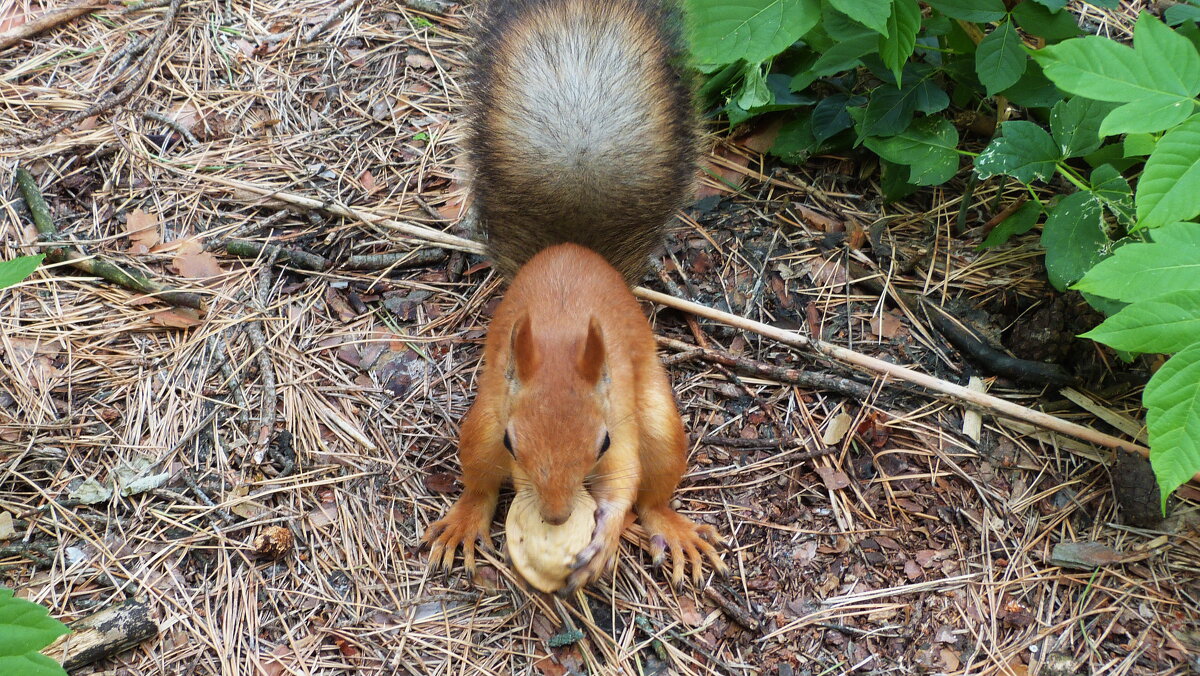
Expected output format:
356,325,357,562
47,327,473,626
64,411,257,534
509,313,540,383
578,316,606,384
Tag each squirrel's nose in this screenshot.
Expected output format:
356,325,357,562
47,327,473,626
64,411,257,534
543,509,572,526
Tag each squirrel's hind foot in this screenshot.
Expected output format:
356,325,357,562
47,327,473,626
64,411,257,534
638,506,729,588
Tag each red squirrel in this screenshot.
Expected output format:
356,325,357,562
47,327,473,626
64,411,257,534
423,0,728,590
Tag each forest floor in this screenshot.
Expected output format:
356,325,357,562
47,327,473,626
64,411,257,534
2,0,1198,674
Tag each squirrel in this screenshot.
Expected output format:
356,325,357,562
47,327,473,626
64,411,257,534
423,0,729,591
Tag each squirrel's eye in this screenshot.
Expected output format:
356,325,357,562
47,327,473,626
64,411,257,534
503,428,515,454
598,432,611,457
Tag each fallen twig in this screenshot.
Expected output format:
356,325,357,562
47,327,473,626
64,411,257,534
304,0,361,42
0,0,106,51
1,0,185,147
658,335,874,401
225,239,328,271
639,287,1172,477
847,259,1074,387
16,168,206,310
704,586,760,632
42,598,159,671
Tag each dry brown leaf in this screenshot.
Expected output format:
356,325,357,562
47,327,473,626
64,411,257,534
168,102,202,131
170,240,224,279
405,52,435,69
359,169,378,195
941,648,961,671
0,511,14,540
678,596,705,627
804,257,849,289
437,193,465,220
533,655,568,676
261,644,293,676
821,412,854,445
424,472,459,495
738,117,783,153
125,209,160,252
870,311,904,339
307,501,338,528
0,2,36,33
1050,542,1125,569
346,48,368,67
148,309,202,329
696,145,749,199
814,466,850,491
332,635,358,657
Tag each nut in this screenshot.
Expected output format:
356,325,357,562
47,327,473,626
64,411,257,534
505,489,596,593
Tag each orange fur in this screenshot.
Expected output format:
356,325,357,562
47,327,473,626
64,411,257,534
425,245,728,589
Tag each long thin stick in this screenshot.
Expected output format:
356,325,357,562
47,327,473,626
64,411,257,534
634,288,1172,469
16,168,206,310
0,0,105,50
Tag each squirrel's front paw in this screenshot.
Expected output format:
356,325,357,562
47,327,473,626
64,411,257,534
639,506,729,588
423,497,495,574
562,504,626,593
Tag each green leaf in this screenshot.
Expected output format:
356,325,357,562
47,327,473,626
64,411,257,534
878,0,921,85
1100,94,1197,136
1091,164,1135,225
1166,4,1200,26
1083,143,1138,172
736,62,773,109
927,0,1006,22
0,588,69,676
1000,61,1063,108
1082,290,1200,353
976,20,1027,95
1123,133,1157,157
0,255,45,290
828,0,892,36
1144,342,1200,510
770,111,819,164
1032,0,1067,10
1073,222,1200,302
812,93,865,142
862,72,949,136
1137,113,1200,229
1012,2,1081,43
974,120,1063,183
803,29,878,82
1050,97,1116,157
980,200,1041,248
863,117,961,185
822,2,872,39
1033,13,1200,105
1041,190,1110,290
880,158,920,201
685,0,820,64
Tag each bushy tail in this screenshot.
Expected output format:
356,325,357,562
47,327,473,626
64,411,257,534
466,0,697,283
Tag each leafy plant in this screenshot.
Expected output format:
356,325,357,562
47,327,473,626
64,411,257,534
0,587,69,676
681,0,1200,508
0,254,44,290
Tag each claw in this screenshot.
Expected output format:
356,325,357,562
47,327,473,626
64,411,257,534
650,534,668,566
639,507,730,588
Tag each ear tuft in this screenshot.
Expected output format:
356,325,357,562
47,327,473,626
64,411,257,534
510,313,540,382
578,316,606,384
